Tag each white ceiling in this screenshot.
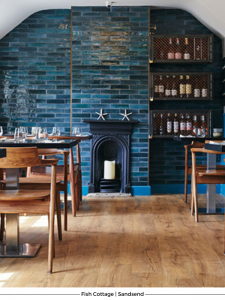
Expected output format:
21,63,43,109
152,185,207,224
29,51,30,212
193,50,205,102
0,0,225,41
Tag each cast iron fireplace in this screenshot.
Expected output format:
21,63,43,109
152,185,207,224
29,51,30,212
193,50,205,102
84,120,138,194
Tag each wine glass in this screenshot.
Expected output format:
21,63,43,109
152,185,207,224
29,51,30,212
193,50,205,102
0,126,3,136
20,127,28,142
43,127,48,140
14,128,22,142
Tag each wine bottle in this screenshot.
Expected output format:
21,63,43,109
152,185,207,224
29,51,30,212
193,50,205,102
194,78,200,97
180,114,186,136
159,113,164,135
165,76,171,97
184,38,191,60
159,75,164,98
168,38,175,59
179,75,186,98
167,113,172,134
175,38,182,59
173,113,179,136
171,76,177,97
186,75,192,98
186,113,192,135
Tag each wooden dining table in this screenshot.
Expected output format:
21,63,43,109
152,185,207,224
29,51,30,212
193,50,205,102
0,139,78,258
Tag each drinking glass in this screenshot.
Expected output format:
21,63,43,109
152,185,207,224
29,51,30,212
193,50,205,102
56,127,60,136
20,127,28,142
0,126,3,136
73,127,81,136
43,127,48,140
14,128,22,142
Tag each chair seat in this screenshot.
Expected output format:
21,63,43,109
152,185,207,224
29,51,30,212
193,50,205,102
198,169,225,177
19,177,62,184
0,189,50,201
188,165,225,174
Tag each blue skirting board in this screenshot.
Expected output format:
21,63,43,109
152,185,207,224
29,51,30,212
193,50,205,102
151,184,221,195
68,184,222,196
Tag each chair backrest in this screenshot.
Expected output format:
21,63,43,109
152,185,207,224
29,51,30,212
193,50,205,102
0,147,42,168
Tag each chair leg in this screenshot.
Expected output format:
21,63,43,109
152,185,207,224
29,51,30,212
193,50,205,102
194,183,199,222
79,168,82,202
48,165,56,274
55,186,62,241
64,185,68,231
191,175,194,216
69,148,76,217
75,173,79,211
184,169,188,204
0,213,5,241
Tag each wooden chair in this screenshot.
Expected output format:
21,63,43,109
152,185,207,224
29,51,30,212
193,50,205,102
0,147,58,273
26,148,79,230
48,136,82,215
191,147,225,222
184,141,205,203
184,141,225,203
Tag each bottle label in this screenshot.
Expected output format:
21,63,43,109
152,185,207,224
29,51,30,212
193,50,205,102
186,84,192,94
202,88,208,97
180,84,186,94
194,88,200,97
167,121,172,133
184,53,191,60
159,85,164,93
168,52,175,59
180,121,186,130
174,121,179,133
154,85,159,93
165,89,171,96
172,89,177,96
187,121,192,131
175,52,182,59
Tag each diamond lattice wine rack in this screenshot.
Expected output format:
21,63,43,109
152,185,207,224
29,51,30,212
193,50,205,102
149,35,213,63
150,72,213,101
149,110,212,139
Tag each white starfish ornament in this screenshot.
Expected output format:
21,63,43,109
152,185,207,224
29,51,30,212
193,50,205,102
119,109,132,121
95,109,108,120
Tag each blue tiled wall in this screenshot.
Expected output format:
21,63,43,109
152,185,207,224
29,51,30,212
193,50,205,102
0,10,71,133
71,7,149,187
0,7,149,189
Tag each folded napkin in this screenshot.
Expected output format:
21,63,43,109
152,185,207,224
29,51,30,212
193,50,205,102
209,141,225,145
0,138,15,142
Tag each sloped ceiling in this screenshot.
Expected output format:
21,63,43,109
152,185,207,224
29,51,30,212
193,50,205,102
0,0,225,40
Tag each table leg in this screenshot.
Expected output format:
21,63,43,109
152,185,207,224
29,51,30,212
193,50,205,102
69,148,76,217
0,169,41,257
206,153,216,213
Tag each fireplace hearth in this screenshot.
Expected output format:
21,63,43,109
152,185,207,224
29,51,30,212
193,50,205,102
83,120,138,194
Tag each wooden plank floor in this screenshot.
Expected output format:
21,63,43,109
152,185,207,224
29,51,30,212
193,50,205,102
0,194,225,287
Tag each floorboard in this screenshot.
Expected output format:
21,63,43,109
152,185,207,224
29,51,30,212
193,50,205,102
0,194,225,287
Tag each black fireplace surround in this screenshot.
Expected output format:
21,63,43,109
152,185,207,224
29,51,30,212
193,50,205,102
84,120,138,194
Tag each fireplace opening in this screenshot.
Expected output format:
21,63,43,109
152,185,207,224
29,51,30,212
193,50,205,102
98,140,122,193
84,120,138,194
